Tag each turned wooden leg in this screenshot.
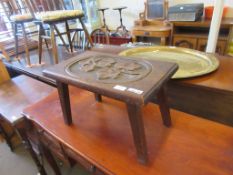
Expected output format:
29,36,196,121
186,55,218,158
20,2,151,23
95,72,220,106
56,81,72,125
38,24,43,64
21,23,31,66
157,87,171,127
79,18,93,48
50,24,58,64
54,25,70,53
13,23,19,59
126,103,148,164
65,21,73,52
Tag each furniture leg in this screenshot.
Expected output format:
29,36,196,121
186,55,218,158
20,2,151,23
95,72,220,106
50,24,59,64
126,103,148,164
56,81,72,125
16,127,47,175
160,37,166,46
44,39,49,49
0,117,14,152
157,87,171,127
21,23,31,66
65,21,73,52
0,44,10,61
13,23,19,59
79,18,93,47
38,24,43,64
94,93,102,102
54,25,70,53
39,140,62,175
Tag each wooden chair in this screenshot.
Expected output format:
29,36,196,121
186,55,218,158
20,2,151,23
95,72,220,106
91,28,110,46
0,58,55,175
24,0,93,64
0,0,36,67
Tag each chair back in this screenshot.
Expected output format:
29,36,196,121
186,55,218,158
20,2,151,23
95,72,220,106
0,0,30,20
0,59,10,84
91,28,110,46
25,0,66,13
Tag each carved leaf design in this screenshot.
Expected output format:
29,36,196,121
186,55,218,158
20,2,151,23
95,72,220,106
80,60,95,72
97,68,121,80
114,62,141,71
95,58,116,67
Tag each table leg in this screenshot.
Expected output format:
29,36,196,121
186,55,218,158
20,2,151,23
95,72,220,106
160,37,166,46
39,139,61,175
94,93,102,102
16,126,47,175
56,81,72,125
0,117,14,152
157,87,171,127
126,103,148,164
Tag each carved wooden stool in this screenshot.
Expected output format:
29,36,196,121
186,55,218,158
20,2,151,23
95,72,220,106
43,51,178,164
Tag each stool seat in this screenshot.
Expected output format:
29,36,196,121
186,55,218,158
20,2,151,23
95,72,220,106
113,6,127,10
10,13,34,22
98,7,109,11
35,10,84,22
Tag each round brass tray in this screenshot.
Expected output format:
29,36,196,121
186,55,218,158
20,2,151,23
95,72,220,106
119,46,219,79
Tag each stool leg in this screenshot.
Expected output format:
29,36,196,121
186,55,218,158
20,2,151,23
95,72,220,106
54,25,70,53
65,21,73,52
79,18,93,47
50,24,58,64
13,23,19,59
38,24,43,64
157,87,171,127
126,103,148,164
21,23,31,67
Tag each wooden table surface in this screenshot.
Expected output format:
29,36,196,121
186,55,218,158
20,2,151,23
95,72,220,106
0,75,54,124
5,45,233,126
23,86,233,175
92,45,233,93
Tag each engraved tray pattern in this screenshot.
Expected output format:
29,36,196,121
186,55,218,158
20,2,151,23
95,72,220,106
65,55,152,84
119,46,219,79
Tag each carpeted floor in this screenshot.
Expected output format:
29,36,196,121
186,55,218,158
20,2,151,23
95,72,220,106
0,141,89,175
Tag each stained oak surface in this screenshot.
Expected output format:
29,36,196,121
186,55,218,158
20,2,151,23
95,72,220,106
23,87,233,175
0,75,54,123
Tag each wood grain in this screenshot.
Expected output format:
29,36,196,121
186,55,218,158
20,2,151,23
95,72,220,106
23,87,233,175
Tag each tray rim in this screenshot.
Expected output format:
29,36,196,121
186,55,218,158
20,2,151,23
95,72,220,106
119,46,220,79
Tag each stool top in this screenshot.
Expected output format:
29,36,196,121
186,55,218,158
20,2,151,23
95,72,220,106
98,7,109,11
43,51,178,105
113,6,127,10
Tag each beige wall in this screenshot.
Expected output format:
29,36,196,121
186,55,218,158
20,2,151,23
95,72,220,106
98,0,233,30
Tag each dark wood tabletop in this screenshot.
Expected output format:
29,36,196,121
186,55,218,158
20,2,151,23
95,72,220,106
0,75,54,124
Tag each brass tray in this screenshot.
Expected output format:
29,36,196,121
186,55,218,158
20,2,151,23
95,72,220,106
119,46,219,79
